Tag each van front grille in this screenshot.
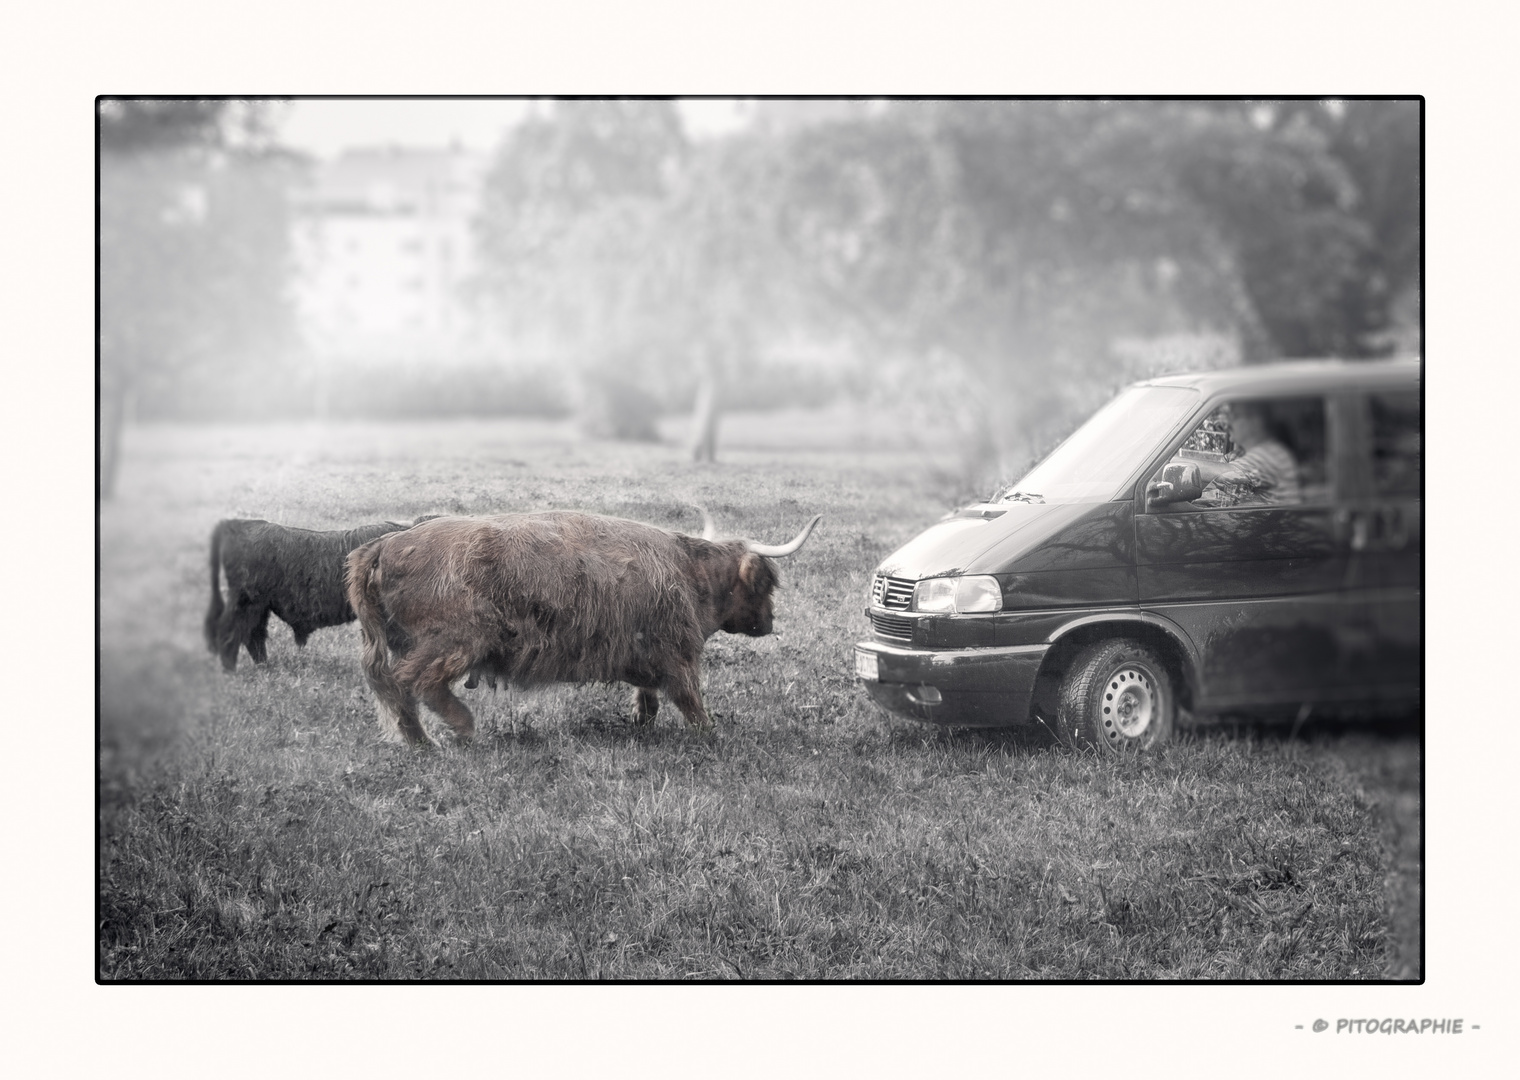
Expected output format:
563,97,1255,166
871,574,916,611
870,610,915,643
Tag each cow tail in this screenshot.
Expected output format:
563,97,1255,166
346,541,409,723
203,520,227,653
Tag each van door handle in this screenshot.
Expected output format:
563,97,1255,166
1333,508,1370,551
1381,505,1409,550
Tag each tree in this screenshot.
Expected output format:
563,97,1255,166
469,99,1420,477
98,99,297,499
470,100,689,439
470,100,819,460
1285,98,1421,353
772,99,1421,475
1172,99,1420,358
658,135,823,461
773,101,1233,469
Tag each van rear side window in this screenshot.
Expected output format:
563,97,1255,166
1370,392,1421,497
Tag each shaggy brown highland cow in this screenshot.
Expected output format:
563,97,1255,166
345,510,822,745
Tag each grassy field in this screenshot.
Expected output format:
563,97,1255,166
97,415,1421,980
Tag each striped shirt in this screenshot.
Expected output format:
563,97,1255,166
1199,440,1301,507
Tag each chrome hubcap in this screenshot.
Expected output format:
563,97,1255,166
1101,666,1154,741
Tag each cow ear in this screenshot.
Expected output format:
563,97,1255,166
738,551,764,588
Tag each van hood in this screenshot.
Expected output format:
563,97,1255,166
877,500,1130,580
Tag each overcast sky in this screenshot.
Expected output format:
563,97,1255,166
276,98,749,158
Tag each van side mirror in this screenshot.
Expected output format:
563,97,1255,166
1146,460,1203,510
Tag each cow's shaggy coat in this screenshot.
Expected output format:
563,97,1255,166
204,518,414,671
345,511,821,745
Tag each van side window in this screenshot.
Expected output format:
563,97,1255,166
1370,392,1421,497
1148,397,1327,510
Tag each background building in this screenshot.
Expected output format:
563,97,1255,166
290,145,488,362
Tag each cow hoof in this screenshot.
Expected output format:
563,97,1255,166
396,727,433,749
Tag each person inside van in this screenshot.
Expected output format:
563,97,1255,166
1193,402,1301,507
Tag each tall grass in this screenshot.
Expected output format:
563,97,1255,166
98,416,1418,980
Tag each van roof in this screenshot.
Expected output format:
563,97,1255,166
1139,357,1422,397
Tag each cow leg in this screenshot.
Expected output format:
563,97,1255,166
419,681,476,744
388,694,429,746
217,624,241,672
246,608,272,664
631,687,660,726
366,672,427,746
216,599,264,672
356,650,424,745
664,668,713,732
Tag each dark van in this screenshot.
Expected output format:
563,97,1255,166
854,359,1421,752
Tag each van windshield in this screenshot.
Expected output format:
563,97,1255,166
994,386,1200,503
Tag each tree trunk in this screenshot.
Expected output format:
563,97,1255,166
689,368,721,463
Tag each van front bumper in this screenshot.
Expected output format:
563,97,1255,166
853,640,1048,727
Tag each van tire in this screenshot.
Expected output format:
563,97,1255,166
1055,639,1174,754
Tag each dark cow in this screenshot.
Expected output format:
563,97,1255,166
344,510,823,745
204,517,429,671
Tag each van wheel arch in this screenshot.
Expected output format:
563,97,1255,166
1054,638,1175,753
1032,620,1196,723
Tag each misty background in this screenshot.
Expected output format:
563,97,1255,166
98,97,1421,498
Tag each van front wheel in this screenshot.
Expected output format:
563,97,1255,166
1055,639,1174,754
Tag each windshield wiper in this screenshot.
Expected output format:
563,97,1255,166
997,490,1045,504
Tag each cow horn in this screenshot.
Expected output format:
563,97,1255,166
697,505,717,541
746,514,823,558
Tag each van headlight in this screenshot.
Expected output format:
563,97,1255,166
913,575,1003,613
